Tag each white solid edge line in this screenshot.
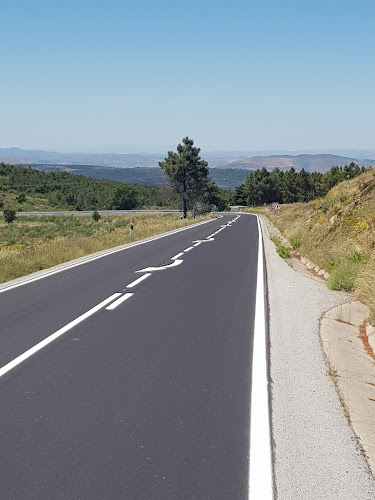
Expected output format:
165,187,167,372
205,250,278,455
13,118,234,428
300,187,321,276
184,246,194,252
0,218,216,295
193,242,201,247
249,216,273,498
106,292,134,310
126,273,151,288
135,259,183,273
171,252,184,260
0,293,122,378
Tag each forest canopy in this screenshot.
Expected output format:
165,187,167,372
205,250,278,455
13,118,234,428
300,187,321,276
0,163,180,210
234,163,368,206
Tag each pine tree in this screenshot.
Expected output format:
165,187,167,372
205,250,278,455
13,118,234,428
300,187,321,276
159,137,210,218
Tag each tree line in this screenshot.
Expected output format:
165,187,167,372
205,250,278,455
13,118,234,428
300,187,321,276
0,163,180,210
3,147,360,215
0,159,230,212
234,163,367,206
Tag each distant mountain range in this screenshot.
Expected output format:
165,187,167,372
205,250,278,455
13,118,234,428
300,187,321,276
216,154,374,171
0,147,373,173
0,147,165,169
1,147,374,190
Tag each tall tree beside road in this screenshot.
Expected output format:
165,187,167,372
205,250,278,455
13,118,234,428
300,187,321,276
159,137,210,218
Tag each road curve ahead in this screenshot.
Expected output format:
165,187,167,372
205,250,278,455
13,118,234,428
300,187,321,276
0,214,259,499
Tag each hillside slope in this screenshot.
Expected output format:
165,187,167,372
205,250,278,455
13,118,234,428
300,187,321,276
220,154,374,172
0,163,178,211
259,169,375,321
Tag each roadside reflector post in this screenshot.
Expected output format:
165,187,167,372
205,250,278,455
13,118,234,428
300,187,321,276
130,222,134,241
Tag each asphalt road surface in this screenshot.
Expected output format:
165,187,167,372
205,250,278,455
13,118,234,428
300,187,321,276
0,214,259,499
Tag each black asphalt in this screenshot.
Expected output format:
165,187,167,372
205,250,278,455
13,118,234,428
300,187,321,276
0,214,259,499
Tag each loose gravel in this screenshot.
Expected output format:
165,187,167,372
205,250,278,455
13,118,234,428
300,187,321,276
261,217,375,499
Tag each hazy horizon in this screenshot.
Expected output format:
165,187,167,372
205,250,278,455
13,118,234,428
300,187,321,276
1,145,375,161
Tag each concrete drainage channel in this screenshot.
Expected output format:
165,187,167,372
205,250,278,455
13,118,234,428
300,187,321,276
321,301,375,476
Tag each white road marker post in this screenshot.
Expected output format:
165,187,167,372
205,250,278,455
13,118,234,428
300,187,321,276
130,222,134,241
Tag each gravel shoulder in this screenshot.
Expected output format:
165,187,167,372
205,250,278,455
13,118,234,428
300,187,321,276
260,216,375,499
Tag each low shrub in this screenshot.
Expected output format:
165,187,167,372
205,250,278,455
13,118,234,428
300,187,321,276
290,234,302,250
277,245,291,259
270,235,291,259
3,208,17,225
326,259,338,273
92,210,101,222
327,253,366,292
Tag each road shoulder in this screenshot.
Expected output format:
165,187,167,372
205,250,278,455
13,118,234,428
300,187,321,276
260,216,375,499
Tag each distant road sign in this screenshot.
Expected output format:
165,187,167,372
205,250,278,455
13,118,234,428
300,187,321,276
270,202,280,210
196,203,202,211
211,204,217,211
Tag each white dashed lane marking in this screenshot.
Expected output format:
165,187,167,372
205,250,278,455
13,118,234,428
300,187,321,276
106,293,134,310
125,273,151,289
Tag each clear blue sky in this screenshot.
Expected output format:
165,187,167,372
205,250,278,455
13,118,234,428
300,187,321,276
1,0,374,153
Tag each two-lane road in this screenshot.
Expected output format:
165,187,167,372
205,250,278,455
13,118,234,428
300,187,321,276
0,214,261,499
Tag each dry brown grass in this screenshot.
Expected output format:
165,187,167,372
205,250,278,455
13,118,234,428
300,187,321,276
0,213,211,283
250,169,375,322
